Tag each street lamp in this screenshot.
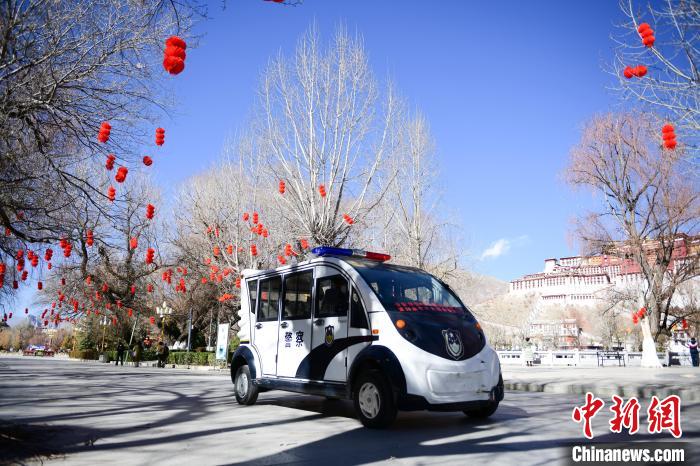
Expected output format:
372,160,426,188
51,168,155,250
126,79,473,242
156,301,173,342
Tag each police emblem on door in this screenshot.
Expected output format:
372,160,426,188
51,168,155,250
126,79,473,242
324,325,334,346
442,329,463,360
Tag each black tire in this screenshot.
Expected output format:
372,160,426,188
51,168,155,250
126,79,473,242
233,365,259,406
463,401,499,418
352,370,397,428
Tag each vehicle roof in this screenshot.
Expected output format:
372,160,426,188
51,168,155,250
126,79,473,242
241,255,429,279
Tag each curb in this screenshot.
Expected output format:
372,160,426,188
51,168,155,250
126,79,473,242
504,380,700,402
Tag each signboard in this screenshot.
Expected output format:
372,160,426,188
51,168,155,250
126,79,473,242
216,323,230,361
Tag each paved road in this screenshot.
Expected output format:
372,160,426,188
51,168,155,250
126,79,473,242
1,357,698,465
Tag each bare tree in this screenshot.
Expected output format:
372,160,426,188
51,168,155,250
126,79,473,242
567,113,700,366
613,0,699,157
0,0,203,305
253,25,399,246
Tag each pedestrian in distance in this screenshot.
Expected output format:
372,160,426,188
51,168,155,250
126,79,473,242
115,341,126,366
522,337,535,367
156,341,167,368
688,337,699,367
132,340,143,368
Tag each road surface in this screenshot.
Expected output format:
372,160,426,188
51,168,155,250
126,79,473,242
1,357,698,465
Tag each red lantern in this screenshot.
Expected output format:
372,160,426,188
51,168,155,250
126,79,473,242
343,214,354,225
163,36,187,75
235,277,241,288
105,154,116,170
63,243,72,258
300,239,309,250
226,244,233,255
662,124,677,150
632,314,639,324
115,166,128,183
213,246,221,257
37,281,43,290
130,237,138,250
86,230,94,247
130,285,136,295
143,156,153,167
21,270,27,281
86,276,92,285
150,316,156,324
623,66,634,79
252,212,259,224
637,23,655,47
155,127,165,146
102,283,108,293
98,121,111,143
634,65,647,77
146,203,155,220
278,255,287,265
107,186,116,202
637,307,646,318
243,212,250,221
12,280,18,289
128,308,133,317
279,180,286,194
147,283,154,293
250,244,258,256
682,319,689,330
318,184,327,197
257,223,263,235
145,248,155,264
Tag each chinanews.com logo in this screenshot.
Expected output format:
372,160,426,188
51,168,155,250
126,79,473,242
567,392,690,465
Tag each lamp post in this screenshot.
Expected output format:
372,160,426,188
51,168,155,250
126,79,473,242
156,301,173,343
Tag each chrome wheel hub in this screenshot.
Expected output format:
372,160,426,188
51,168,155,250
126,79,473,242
358,382,381,419
237,371,249,397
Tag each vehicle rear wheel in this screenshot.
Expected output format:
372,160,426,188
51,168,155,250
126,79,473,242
234,365,259,406
353,370,397,428
463,401,499,418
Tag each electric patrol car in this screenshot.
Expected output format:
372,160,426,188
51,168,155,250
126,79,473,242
230,247,503,428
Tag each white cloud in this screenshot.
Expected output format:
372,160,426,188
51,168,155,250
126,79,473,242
479,235,529,261
480,238,511,260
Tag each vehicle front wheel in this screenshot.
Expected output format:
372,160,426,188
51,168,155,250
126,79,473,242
463,401,499,418
234,365,259,406
353,370,397,428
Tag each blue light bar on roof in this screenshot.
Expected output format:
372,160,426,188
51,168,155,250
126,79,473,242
311,247,391,262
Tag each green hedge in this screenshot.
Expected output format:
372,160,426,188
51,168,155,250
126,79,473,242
70,349,99,360
167,351,217,366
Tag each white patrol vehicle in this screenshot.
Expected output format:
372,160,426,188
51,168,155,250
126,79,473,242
230,247,503,428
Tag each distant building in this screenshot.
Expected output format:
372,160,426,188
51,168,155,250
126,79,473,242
509,234,700,305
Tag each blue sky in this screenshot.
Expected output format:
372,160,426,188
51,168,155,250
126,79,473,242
156,0,626,282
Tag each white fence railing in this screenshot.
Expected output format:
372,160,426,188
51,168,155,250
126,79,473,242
497,349,693,367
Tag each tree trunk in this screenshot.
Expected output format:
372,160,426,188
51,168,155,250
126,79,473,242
640,316,662,368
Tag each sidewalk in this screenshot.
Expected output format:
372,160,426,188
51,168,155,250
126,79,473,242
503,365,700,401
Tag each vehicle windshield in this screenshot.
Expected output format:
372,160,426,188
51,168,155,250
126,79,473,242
346,259,474,319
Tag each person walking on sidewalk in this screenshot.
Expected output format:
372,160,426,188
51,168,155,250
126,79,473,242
688,338,699,367
132,340,143,368
115,341,126,366
522,337,535,367
156,341,170,368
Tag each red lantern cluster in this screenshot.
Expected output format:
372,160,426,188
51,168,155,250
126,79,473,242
98,122,111,143
662,124,677,150
235,277,241,288
631,307,647,325
637,23,655,47
115,166,128,183
300,238,309,250
218,293,234,302
252,212,259,224
105,154,116,170
343,214,354,225
155,128,165,146
279,180,286,194
277,255,287,265
146,203,155,220
163,36,187,75
243,212,250,221
60,239,72,258
250,244,258,256
145,247,155,264
226,244,233,255
318,184,327,197
107,186,116,202
130,237,138,250
143,156,153,167
86,230,94,247
284,243,297,257
213,246,221,257
623,65,647,79
176,278,187,293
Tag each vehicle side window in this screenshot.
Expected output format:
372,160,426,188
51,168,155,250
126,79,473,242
283,271,313,320
258,276,281,322
350,288,369,329
316,274,349,318
248,280,258,315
